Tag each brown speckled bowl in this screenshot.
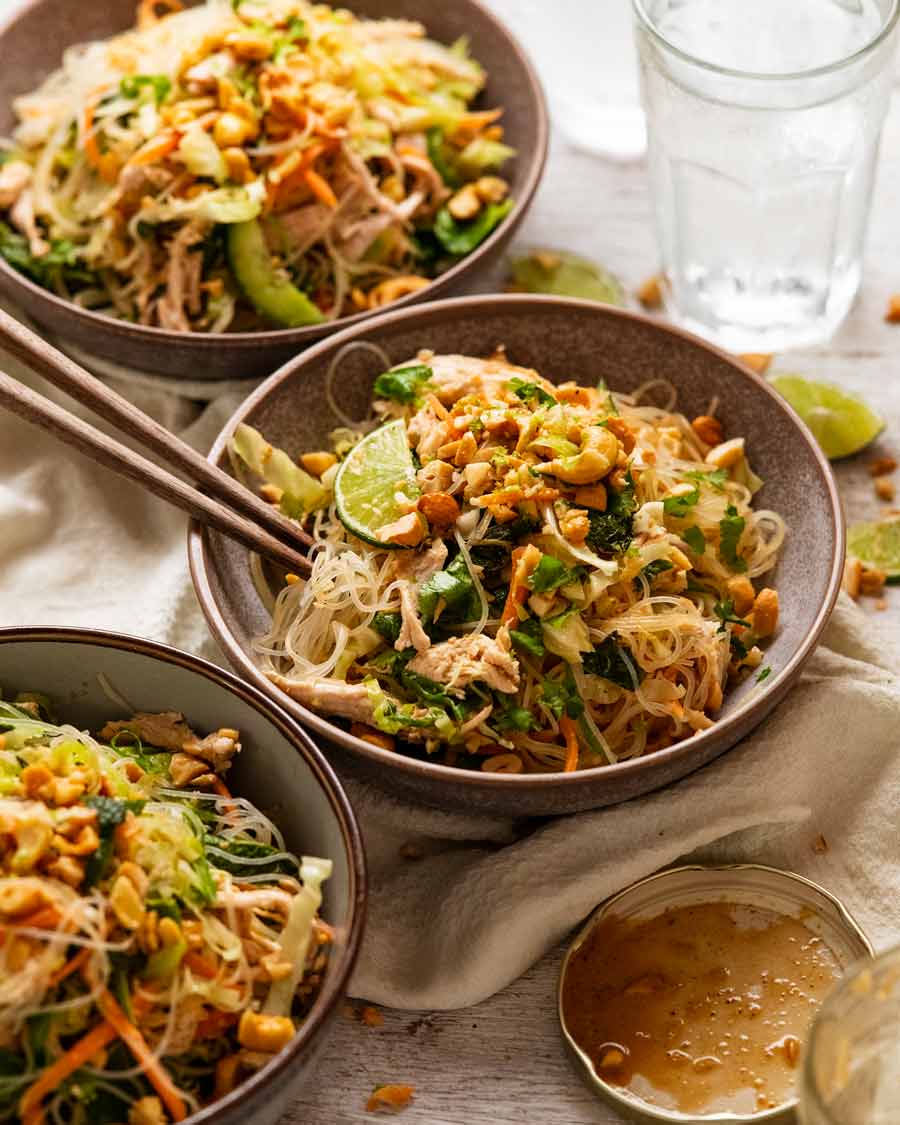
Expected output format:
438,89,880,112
188,295,845,817
0,626,366,1125
0,0,547,380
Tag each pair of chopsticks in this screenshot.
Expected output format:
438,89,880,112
0,307,313,576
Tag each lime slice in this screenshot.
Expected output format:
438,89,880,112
769,375,885,460
334,419,419,547
509,250,625,306
848,517,900,581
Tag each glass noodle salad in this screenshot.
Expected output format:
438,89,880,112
231,348,785,775
0,694,331,1124
0,0,514,331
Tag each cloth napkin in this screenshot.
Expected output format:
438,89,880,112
2,308,899,1014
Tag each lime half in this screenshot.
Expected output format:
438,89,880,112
769,375,885,460
334,419,419,547
848,518,900,582
509,250,625,306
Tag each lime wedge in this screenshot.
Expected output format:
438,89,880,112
769,375,885,460
509,250,625,306
334,419,419,547
848,517,900,581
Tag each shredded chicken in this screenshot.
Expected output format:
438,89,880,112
10,189,48,257
269,675,433,739
407,634,520,694
0,160,31,208
426,353,553,406
156,220,207,331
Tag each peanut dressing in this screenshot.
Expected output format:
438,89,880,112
561,901,842,1115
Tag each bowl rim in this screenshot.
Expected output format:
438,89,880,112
0,0,548,359
0,624,367,1124
188,291,846,795
556,863,874,1124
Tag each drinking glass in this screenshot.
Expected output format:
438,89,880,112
800,944,900,1124
487,0,646,160
632,0,900,352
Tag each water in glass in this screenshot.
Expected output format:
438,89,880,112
636,0,898,351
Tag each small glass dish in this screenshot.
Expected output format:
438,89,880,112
558,864,872,1124
800,943,900,1124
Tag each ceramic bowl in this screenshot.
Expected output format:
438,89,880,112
189,294,845,817
0,0,547,380
558,865,873,1125
0,626,366,1125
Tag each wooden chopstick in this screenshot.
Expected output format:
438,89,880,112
0,307,313,557
0,368,311,576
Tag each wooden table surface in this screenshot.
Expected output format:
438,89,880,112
288,12,900,1125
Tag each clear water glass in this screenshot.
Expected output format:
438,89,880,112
633,0,900,352
800,944,900,1124
488,0,646,160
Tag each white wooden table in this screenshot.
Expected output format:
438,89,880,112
289,14,900,1124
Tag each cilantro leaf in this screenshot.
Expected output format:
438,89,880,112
418,554,478,626
493,702,535,732
637,559,673,587
663,485,700,518
683,525,706,555
528,554,582,593
585,474,637,555
509,616,545,658
581,635,642,689
83,796,146,887
508,376,557,407
719,504,748,572
373,364,433,404
685,467,728,491
372,611,402,644
756,665,772,683
539,670,584,719
713,598,751,632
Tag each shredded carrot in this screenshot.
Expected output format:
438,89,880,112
184,950,219,979
128,131,179,167
82,89,119,184
560,716,580,772
500,544,542,627
47,947,91,988
304,167,338,208
7,906,61,931
209,775,231,800
19,1020,118,1123
97,988,188,1121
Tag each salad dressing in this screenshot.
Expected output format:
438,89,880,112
561,901,842,1115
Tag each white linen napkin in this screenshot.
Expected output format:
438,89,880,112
1,314,898,1014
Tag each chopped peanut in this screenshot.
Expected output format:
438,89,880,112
597,1046,626,1070
860,565,887,598
447,183,482,221
223,28,272,60
21,763,53,797
260,484,283,505
417,491,461,529
726,576,756,617
222,146,253,184
813,834,829,854
301,451,337,477
874,476,895,502
691,414,723,447
573,482,607,510
636,274,663,309
418,459,455,494
843,557,863,599
361,1005,385,1028
366,1085,415,1113
110,874,145,930
158,917,182,948
46,855,85,887
560,507,590,545
738,353,773,374
474,175,508,203
868,456,897,477
751,588,779,638
885,294,900,323
462,461,493,500
376,513,425,547
705,436,746,470
213,110,257,148
237,1010,296,1053
350,723,395,752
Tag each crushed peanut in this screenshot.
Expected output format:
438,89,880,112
636,274,663,309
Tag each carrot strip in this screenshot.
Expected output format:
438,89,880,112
500,544,542,627
209,776,231,800
12,906,61,931
96,988,188,1121
128,131,179,167
194,1009,239,1041
47,947,91,988
19,1020,118,1123
560,716,580,772
304,167,338,208
183,950,219,979
81,90,119,184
